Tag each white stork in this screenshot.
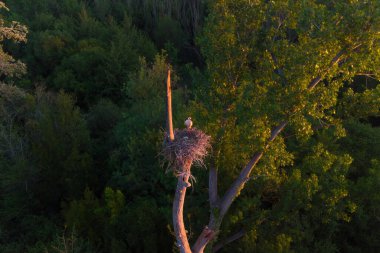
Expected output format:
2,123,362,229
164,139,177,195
184,117,193,129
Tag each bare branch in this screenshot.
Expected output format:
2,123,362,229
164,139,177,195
307,49,345,90
212,229,245,253
166,67,175,141
219,121,287,219
355,73,378,81
268,121,288,143
209,161,218,207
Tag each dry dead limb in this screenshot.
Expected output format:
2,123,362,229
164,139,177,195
163,128,211,174
162,128,211,253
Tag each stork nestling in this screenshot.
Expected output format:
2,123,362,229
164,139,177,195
184,117,193,129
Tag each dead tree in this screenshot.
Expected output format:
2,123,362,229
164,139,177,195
163,67,211,253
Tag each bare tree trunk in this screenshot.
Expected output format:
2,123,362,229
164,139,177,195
166,66,192,252
173,161,192,253
167,67,175,141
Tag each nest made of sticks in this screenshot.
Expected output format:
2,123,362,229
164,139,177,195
162,128,211,175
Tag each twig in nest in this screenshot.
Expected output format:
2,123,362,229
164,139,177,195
162,128,211,178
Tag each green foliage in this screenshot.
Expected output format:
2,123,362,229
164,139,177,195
45,230,95,253
199,0,379,141
28,89,94,206
104,187,125,223
63,187,171,253
221,141,356,253
0,1,379,252
63,188,105,246
338,85,380,120
0,85,92,251
7,0,157,105
339,120,380,176
86,99,122,192
0,1,27,78
347,160,380,252
334,121,380,252
61,54,186,252
111,53,184,196
197,0,379,252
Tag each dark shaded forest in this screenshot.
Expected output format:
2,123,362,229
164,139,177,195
0,0,379,252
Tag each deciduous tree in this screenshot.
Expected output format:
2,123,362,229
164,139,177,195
167,1,380,252
0,1,27,78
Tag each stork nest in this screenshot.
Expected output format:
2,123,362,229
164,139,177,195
162,128,211,175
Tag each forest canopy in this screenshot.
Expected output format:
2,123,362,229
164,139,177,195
0,1,379,253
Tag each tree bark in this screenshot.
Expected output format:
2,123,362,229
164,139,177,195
209,164,218,207
166,67,175,141
307,49,345,90
173,161,192,253
192,225,217,253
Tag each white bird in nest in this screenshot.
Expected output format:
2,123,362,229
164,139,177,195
184,117,193,129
